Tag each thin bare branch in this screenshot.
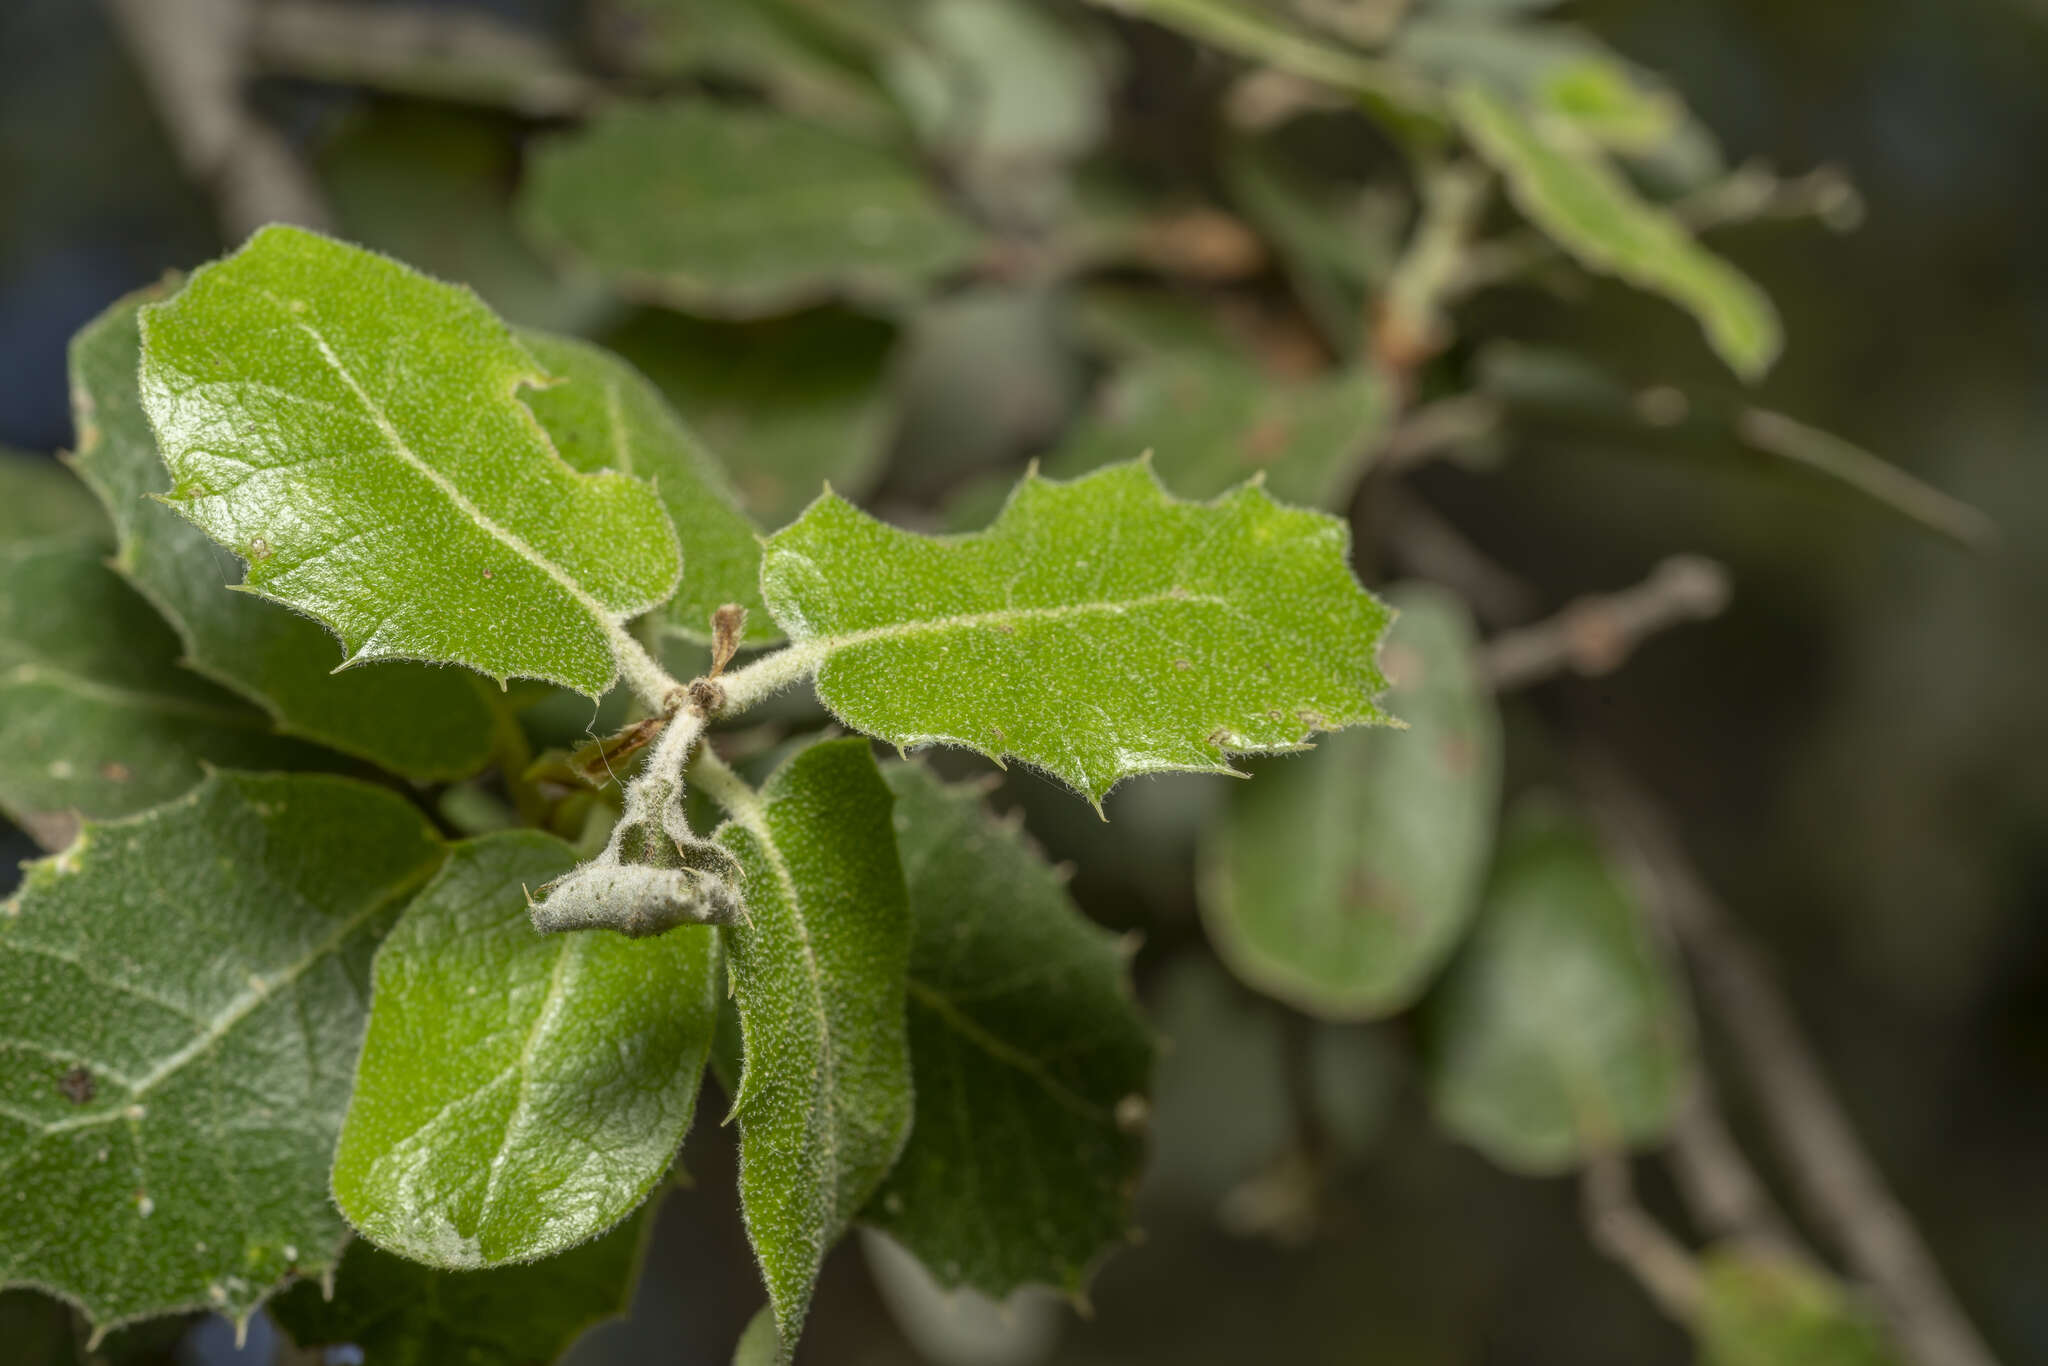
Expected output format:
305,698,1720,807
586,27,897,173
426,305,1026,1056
1580,1146,1705,1322
1482,555,1731,691
1584,758,2003,1366
1667,1082,1813,1263
104,0,332,239
1379,486,1540,628
1736,408,1998,549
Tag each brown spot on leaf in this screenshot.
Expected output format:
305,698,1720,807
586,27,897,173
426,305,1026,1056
1243,417,1293,464
100,762,131,784
1173,657,1192,672
58,1066,95,1105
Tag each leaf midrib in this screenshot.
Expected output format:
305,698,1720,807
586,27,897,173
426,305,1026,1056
800,590,1229,656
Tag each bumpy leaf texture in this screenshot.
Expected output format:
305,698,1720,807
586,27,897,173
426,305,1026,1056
717,739,913,1361
333,832,718,1267
70,284,503,779
762,460,1394,804
522,101,983,317
1425,797,1692,1172
864,764,1153,1298
137,226,680,696
1202,583,1502,1018
0,773,445,1330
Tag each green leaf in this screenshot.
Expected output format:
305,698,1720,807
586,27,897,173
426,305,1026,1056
604,306,900,529
0,449,105,548
732,1304,781,1366
1697,1250,1904,1366
517,330,775,645
761,460,1395,804
717,738,913,1359
137,225,681,697
1046,352,1390,509
1449,80,1780,379
69,284,503,780
1424,797,1692,1173
521,101,983,318
863,763,1152,1297
1202,583,1501,1017
332,831,719,1268
272,1202,654,1366
0,543,322,846
900,0,1112,172
0,772,445,1331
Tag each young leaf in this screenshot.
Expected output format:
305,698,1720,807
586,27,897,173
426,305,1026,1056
517,330,775,645
136,226,681,697
332,831,719,1268
1696,1249,1904,1366
0,772,445,1331
732,1304,781,1366
863,763,1153,1298
1449,81,1780,379
1424,798,1692,1172
0,543,323,845
0,448,105,548
1046,353,1390,509
272,1201,655,1366
69,285,503,780
1201,583,1502,1018
604,306,900,528
760,460,1395,804
717,739,913,1358
521,101,983,317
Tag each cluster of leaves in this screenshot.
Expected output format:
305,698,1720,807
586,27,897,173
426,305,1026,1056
0,0,1936,1363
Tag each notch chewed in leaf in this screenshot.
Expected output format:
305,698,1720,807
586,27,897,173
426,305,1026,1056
136,225,681,697
760,459,1395,804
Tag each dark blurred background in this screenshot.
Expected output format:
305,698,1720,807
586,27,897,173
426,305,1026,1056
0,1,2040,1363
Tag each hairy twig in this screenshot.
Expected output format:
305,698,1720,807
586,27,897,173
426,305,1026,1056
1580,1145,1704,1321
1482,555,1731,691
1584,758,2003,1366
104,0,332,238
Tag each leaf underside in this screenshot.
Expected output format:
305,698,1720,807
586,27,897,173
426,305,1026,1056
0,772,445,1330
762,459,1395,803
332,831,719,1268
719,738,913,1360
864,764,1153,1298
137,225,680,696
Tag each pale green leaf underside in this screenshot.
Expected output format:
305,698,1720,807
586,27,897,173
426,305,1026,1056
604,307,899,530
719,739,913,1359
70,284,502,779
521,101,983,317
273,1199,655,1366
1451,81,1779,379
518,330,775,645
1202,583,1502,1018
1697,1249,1904,1366
1046,353,1391,509
0,448,105,548
0,772,445,1330
333,831,718,1268
1425,799,1692,1173
762,460,1395,803
138,226,681,697
0,543,321,845
864,764,1152,1298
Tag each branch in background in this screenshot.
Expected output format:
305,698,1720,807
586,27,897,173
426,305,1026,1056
1379,391,1503,473
1373,161,1490,383
104,0,332,239
1379,485,1540,627
1482,554,1731,691
251,1,598,118
1580,1145,1705,1322
1736,408,1999,549
1584,758,2004,1366
1667,1075,1815,1265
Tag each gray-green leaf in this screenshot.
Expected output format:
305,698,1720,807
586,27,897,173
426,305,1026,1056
1201,583,1501,1017
1046,352,1390,509
1424,797,1692,1172
272,1202,654,1366
518,330,775,645
718,739,913,1360
332,831,719,1268
1450,80,1779,379
70,283,504,779
522,101,982,318
0,772,445,1331
864,763,1152,1297
0,543,321,846
0,449,105,548
761,460,1394,804
137,226,682,697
